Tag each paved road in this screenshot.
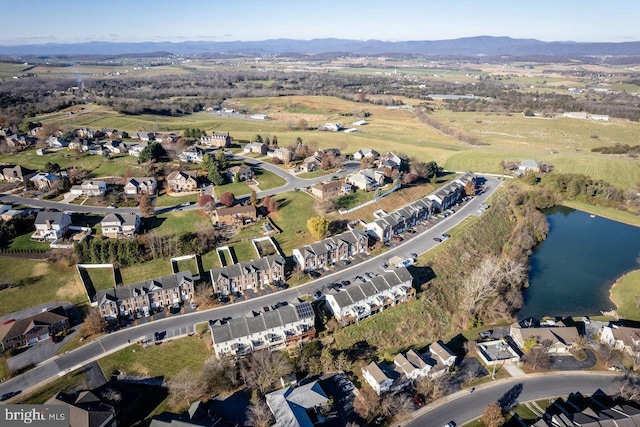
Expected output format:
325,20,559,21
227,153,361,200
0,175,500,399
0,154,359,214
402,373,621,427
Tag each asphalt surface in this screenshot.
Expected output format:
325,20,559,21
0,175,501,400
402,373,621,427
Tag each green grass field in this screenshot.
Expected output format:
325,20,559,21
6,232,51,252
174,257,198,275
610,269,640,321
97,335,212,379
268,191,318,253
0,258,86,317
119,258,173,285
146,210,212,236
84,266,116,291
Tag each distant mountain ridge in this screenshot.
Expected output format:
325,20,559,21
1,36,639,57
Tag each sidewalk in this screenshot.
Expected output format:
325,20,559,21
503,361,527,378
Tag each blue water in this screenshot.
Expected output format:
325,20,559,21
517,206,640,320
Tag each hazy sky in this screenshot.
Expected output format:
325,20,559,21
2,0,638,45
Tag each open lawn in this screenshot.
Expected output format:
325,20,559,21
252,168,286,191
97,335,212,379
229,241,258,262
174,257,198,276
268,191,318,254
84,266,116,292
0,258,86,317
200,250,221,271
155,192,198,207
610,269,640,321
6,232,50,252
119,258,173,285
561,200,640,227
145,210,212,236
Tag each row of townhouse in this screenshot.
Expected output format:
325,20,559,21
362,342,457,395
94,272,195,319
210,255,286,296
210,301,315,357
292,229,369,273
323,267,415,324
366,172,476,242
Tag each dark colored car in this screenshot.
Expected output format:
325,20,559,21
442,233,451,238
433,237,443,242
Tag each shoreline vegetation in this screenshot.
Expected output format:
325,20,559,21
610,269,640,321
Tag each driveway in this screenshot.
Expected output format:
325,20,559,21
547,349,597,370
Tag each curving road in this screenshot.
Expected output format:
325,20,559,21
402,372,621,427
0,153,360,214
0,175,501,400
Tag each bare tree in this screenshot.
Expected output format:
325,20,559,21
616,374,640,403
524,346,550,370
81,308,106,337
600,343,618,368
167,368,206,407
414,374,450,402
353,386,381,422
247,391,274,427
380,393,414,422
241,350,292,394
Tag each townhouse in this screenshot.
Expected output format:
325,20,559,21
210,301,315,357
210,254,286,297
324,267,415,324
352,148,380,161
100,213,142,239
124,177,157,196
363,342,456,395
166,170,197,192
292,229,368,272
95,272,194,319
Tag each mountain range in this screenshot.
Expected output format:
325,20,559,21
1,36,639,57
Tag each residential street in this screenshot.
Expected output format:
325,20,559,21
0,174,501,402
402,373,621,427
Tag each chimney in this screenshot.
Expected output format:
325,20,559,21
46,219,52,229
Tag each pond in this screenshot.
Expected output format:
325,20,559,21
517,206,640,320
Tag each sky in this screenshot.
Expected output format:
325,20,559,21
2,0,639,45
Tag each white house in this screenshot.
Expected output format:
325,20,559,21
124,177,157,196
70,180,107,197
352,148,380,161
179,146,205,163
324,268,414,324
362,361,398,395
46,136,69,149
100,213,141,239
346,168,385,191
31,211,72,241
600,325,640,357
209,301,315,357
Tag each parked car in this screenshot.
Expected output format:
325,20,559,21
442,233,451,239
413,394,425,407
479,330,492,339
433,237,442,242
190,301,197,309
410,253,418,259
